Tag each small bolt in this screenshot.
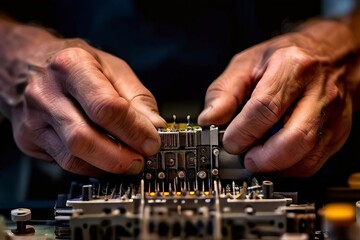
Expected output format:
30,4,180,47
178,171,185,179
145,173,152,180
211,169,219,176
188,156,195,164
11,208,35,235
158,172,165,179
167,158,175,166
197,171,207,179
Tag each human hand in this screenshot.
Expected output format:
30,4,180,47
0,21,166,177
198,20,356,177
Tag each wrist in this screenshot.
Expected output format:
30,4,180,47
297,18,357,60
0,18,58,65
0,18,57,114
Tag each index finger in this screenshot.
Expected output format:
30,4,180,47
222,48,306,153
51,47,161,156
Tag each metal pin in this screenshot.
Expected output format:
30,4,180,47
97,184,101,198
110,186,116,199
187,115,191,129
105,182,109,197
119,184,123,198
232,181,236,197
174,178,177,193
173,114,177,130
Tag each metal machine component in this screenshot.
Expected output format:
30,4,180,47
57,120,318,240
10,208,35,235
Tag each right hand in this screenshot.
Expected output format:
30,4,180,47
198,20,355,177
0,24,166,177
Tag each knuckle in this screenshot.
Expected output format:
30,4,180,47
64,38,90,48
326,77,342,103
23,82,45,104
58,155,80,173
65,124,95,156
276,46,322,76
230,52,243,64
89,96,130,128
50,48,81,70
293,125,318,152
253,95,282,125
49,46,96,73
231,123,259,145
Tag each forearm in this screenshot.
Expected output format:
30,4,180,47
292,8,360,112
342,6,360,111
0,17,57,116
0,17,57,66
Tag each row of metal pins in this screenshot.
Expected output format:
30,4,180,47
147,176,213,196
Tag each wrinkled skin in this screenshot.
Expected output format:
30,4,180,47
198,23,355,177
0,26,166,177
1,15,360,178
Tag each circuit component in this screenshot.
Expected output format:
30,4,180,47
55,119,318,240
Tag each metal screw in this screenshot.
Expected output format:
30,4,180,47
178,171,185,179
167,158,175,166
145,173,152,180
211,169,219,176
197,171,207,179
158,172,165,180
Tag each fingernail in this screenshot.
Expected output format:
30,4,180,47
142,138,160,155
125,159,144,174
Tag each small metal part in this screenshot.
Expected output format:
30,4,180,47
178,171,185,179
11,208,35,235
262,180,274,199
186,115,191,128
63,118,315,240
211,169,219,176
145,173,152,180
245,206,255,215
82,184,93,201
173,114,177,127
158,172,166,180
146,160,153,167
197,170,207,179
167,158,175,167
